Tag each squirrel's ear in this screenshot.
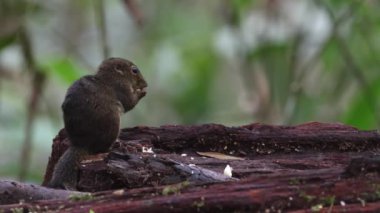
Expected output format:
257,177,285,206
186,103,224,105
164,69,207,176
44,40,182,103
113,64,124,75
114,68,124,75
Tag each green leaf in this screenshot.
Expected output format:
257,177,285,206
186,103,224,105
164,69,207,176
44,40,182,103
0,34,17,50
172,44,217,124
342,77,380,129
41,58,86,84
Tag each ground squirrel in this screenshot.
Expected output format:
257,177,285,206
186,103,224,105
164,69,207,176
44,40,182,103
48,57,147,189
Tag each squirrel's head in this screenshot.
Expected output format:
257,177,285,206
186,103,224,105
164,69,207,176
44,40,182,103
96,57,148,111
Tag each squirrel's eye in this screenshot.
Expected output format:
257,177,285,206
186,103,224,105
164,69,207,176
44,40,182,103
131,67,140,75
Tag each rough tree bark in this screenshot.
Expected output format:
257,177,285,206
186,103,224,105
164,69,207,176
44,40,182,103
1,122,380,212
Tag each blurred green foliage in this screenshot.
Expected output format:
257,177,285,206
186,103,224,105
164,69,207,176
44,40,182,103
343,77,380,129
41,58,86,84
1,0,380,182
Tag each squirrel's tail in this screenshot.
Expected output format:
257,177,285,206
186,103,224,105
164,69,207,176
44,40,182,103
47,147,89,190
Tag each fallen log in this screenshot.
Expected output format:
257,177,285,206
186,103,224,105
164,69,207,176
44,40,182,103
0,180,84,205
2,122,380,212
120,122,380,154
43,122,380,189
2,167,380,212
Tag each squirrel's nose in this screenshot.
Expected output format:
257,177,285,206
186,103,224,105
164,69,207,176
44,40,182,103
141,80,148,88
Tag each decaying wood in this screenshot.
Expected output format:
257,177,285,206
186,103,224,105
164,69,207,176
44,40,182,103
119,122,380,154
2,164,380,212
106,152,238,186
73,151,238,192
0,180,83,205
2,122,380,212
